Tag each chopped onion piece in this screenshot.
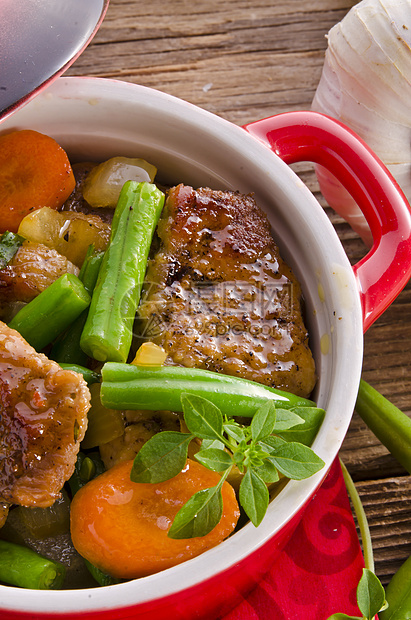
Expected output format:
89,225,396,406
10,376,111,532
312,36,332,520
82,157,158,208
131,342,168,367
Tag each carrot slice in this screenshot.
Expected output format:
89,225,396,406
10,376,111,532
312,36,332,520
0,130,75,233
70,458,240,579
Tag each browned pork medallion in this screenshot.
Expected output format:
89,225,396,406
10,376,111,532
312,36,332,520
138,185,316,398
0,322,89,515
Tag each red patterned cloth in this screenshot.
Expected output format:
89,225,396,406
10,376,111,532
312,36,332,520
224,458,365,620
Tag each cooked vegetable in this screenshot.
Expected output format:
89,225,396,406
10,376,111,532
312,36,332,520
0,130,75,234
17,490,71,539
356,379,411,475
70,458,239,579
131,342,168,367
80,181,165,363
8,273,90,351
67,452,121,587
312,0,411,246
18,207,110,268
81,383,124,449
0,231,25,269
58,363,100,385
82,156,157,208
100,363,317,415
0,540,66,589
50,248,104,365
68,452,106,499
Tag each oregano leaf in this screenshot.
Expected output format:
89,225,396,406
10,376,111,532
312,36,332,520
195,448,233,472
274,408,305,431
131,431,192,483
168,485,223,539
251,401,277,442
255,460,279,484
224,422,246,444
201,438,225,451
277,407,325,446
357,569,386,619
239,469,269,527
258,435,287,454
181,393,224,440
269,442,325,480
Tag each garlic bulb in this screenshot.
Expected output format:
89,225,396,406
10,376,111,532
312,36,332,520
312,0,411,246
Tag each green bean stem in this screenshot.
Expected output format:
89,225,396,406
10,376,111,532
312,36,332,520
356,379,411,475
100,363,316,415
0,540,66,589
80,181,164,363
50,249,104,365
8,273,90,351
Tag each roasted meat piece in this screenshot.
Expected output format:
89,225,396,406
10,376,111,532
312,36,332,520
138,185,316,398
0,241,79,320
0,322,90,507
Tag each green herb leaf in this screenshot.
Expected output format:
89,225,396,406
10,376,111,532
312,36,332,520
251,401,277,442
201,438,225,451
181,393,224,440
239,469,269,527
269,442,325,480
258,435,287,454
0,231,25,269
274,408,305,431
255,460,280,484
277,407,325,446
357,569,386,619
224,422,246,444
195,448,233,472
130,431,192,483
168,484,223,539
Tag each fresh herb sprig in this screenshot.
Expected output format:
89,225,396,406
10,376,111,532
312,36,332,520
130,393,325,538
327,568,387,620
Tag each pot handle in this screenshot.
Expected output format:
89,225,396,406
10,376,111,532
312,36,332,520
244,111,411,332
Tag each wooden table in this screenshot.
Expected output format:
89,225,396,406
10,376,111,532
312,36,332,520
67,0,411,588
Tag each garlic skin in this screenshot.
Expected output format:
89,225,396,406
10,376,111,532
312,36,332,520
312,0,411,247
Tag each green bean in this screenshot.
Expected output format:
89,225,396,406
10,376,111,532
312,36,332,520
80,181,164,363
8,273,90,351
78,245,105,295
68,451,105,497
0,231,25,268
50,248,104,365
0,539,65,589
379,554,411,619
84,559,121,587
356,379,411,475
59,363,100,385
100,363,316,416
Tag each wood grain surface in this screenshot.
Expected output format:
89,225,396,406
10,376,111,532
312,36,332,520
67,0,411,587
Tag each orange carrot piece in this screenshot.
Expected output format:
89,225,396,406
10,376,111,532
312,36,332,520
70,459,240,579
0,130,75,233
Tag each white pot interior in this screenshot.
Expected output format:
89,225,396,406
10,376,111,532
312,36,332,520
0,77,364,615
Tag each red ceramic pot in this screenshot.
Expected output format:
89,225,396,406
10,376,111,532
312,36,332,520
1,77,410,620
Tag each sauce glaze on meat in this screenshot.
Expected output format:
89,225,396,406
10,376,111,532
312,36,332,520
0,322,89,508
138,185,316,398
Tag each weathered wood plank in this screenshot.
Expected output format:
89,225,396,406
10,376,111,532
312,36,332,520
354,476,411,585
